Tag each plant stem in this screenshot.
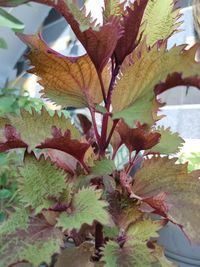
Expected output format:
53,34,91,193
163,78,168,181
98,73,107,105
89,107,100,144
95,223,103,256
105,119,119,148
99,65,120,155
126,152,143,175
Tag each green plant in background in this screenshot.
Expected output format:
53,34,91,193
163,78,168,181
179,152,200,172
0,5,24,49
0,88,44,222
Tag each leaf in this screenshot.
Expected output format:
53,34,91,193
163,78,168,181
18,153,67,210
155,72,200,95
149,126,184,154
6,106,80,150
127,219,164,242
17,34,111,108
0,37,7,49
141,0,181,46
113,93,156,127
0,208,29,235
116,121,161,153
55,242,96,267
37,127,90,164
108,191,143,230
91,158,116,176
103,0,124,22
61,3,123,72
0,215,63,267
0,188,12,199
152,244,177,267
102,239,153,267
114,0,149,64
0,0,28,7
132,156,200,243
56,187,110,231
22,1,123,72
0,7,24,31
112,43,200,127
102,219,164,267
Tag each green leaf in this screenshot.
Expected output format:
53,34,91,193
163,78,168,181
0,0,28,7
64,0,96,32
0,215,63,267
127,219,163,243
141,0,181,46
112,43,200,127
91,158,116,176
113,93,154,127
150,126,184,154
103,0,124,22
0,7,24,31
0,208,29,235
57,187,110,231
18,154,67,210
6,106,80,150
0,188,12,199
132,156,200,243
152,244,177,266
102,240,153,267
0,37,7,49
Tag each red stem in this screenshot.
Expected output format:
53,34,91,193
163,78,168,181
105,119,119,149
98,73,107,105
126,152,143,175
95,223,103,257
89,107,100,144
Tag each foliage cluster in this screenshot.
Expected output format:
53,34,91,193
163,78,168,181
0,0,200,266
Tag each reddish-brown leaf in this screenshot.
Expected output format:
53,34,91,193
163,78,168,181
155,72,200,95
37,127,90,164
32,0,123,72
132,156,200,243
0,124,27,152
17,34,111,108
114,0,148,65
117,121,161,153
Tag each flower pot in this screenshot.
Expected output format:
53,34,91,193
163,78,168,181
158,222,200,267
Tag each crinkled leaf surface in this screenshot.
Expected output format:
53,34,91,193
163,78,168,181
114,0,148,64
17,34,111,108
102,219,162,267
0,214,63,267
5,106,80,150
149,126,184,154
0,208,29,235
102,240,154,267
132,156,200,243
91,158,116,176
57,187,110,231
112,43,200,127
28,0,123,72
117,121,160,153
18,153,67,209
127,219,164,242
141,0,181,46
152,244,177,267
55,242,96,267
103,0,124,22
37,127,90,163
